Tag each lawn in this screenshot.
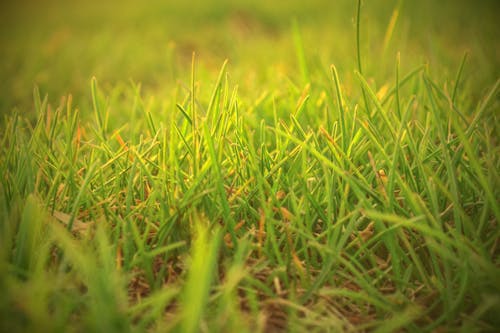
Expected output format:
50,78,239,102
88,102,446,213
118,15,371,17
0,0,499,332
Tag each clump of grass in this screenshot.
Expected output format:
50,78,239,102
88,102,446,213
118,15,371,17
1,1,499,332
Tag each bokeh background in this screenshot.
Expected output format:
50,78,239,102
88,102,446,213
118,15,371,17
0,0,498,114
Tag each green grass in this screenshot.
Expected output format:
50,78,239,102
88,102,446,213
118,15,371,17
1,0,499,332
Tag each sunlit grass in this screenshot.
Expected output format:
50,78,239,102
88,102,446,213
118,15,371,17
1,0,499,332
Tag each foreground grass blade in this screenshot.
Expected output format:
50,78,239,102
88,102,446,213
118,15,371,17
180,223,222,333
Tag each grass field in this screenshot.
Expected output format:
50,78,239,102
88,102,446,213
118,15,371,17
1,0,499,332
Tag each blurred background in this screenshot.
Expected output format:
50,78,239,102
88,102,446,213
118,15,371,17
0,0,498,115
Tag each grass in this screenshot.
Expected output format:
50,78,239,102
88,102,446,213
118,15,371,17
0,0,499,332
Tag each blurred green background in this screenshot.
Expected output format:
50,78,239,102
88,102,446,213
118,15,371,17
0,0,498,114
